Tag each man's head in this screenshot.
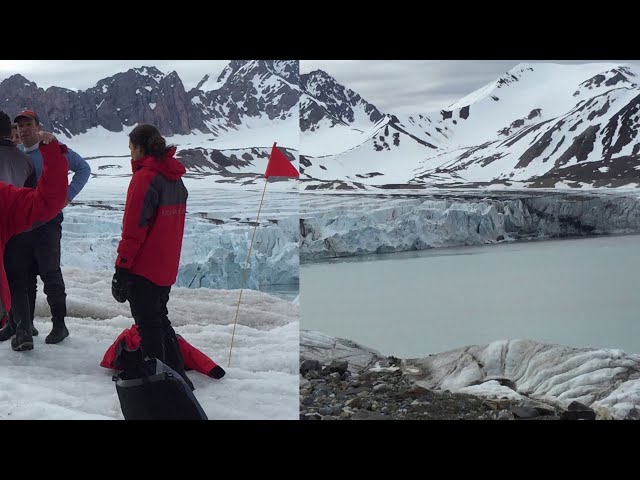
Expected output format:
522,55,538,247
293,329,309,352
14,110,40,148
0,111,12,139
11,124,20,144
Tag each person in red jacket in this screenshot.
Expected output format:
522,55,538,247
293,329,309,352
100,324,226,379
111,124,194,388
0,112,68,351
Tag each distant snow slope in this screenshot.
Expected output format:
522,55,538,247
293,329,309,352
301,63,640,190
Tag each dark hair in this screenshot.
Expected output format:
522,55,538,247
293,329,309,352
0,111,11,138
128,124,174,160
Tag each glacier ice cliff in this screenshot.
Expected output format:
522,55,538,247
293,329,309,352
300,191,640,260
61,208,299,291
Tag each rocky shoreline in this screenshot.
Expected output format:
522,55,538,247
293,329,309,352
300,331,640,420
300,358,599,420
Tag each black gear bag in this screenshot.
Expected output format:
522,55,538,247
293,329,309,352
113,358,208,420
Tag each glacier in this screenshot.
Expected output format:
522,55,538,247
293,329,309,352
62,187,299,293
300,190,640,260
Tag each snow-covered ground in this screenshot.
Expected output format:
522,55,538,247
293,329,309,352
62,114,299,157
0,269,299,420
300,113,386,158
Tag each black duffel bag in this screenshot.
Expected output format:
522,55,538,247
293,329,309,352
114,358,208,420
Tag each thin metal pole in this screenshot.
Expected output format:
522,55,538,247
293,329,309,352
227,179,269,368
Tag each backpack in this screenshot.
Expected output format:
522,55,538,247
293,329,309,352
113,357,208,420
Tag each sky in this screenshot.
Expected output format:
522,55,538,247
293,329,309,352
0,268,299,420
0,60,231,91
301,60,640,115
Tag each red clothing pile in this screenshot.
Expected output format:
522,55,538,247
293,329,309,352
101,324,223,379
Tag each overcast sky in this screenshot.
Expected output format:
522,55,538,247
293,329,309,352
0,60,230,91
301,60,640,115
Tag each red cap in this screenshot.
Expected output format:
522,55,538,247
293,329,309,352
14,109,39,124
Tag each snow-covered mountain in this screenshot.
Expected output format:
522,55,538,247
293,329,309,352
189,60,299,137
1,60,300,186
300,70,385,157
300,63,640,190
1,60,298,138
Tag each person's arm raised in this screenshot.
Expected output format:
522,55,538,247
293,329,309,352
0,132,68,238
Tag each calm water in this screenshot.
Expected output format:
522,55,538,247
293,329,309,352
300,235,640,358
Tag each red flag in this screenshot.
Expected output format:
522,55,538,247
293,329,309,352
264,143,299,179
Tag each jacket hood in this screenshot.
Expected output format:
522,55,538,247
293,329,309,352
132,146,186,180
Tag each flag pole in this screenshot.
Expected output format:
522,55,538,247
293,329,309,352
227,152,271,368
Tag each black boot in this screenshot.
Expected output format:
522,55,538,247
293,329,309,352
11,327,33,351
45,318,69,344
0,317,16,342
2,316,37,338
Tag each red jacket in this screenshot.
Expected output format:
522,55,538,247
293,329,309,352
100,324,219,376
0,141,68,316
116,147,187,286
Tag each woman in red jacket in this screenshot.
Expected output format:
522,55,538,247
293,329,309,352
111,124,195,389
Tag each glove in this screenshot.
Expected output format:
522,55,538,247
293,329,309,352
112,267,130,303
208,365,226,379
